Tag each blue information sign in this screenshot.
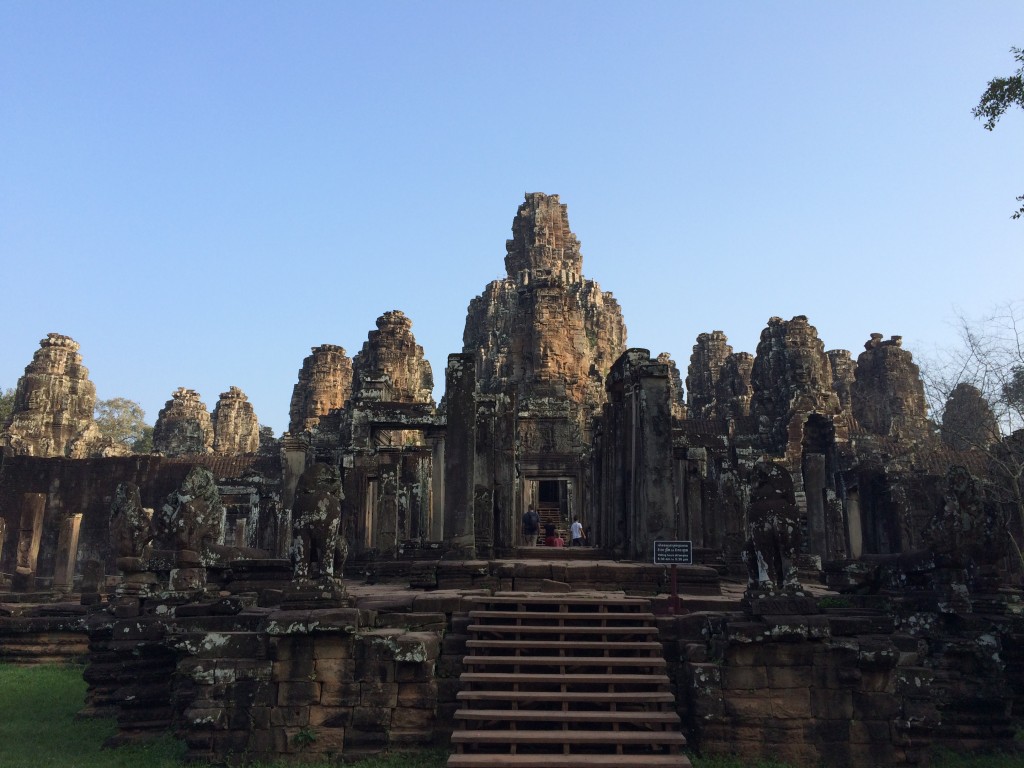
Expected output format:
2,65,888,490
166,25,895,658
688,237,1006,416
653,540,693,565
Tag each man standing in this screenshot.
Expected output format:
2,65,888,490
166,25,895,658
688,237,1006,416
570,517,585,547
522,506,539,547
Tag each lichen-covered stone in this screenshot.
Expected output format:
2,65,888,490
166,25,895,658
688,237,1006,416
656,352,687,421
827,349,857,414
153,388,214,456
291,463,346,581
109,482,152,561
212,386,260,454
687,330,733,420
851,334,929,441
351,311,433,404
152,466,223,558
462,192,625,417
288,344,353,433
750,316,842,451
1,333,112,457
716,352,754,420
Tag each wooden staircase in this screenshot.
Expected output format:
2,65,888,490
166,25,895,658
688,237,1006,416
447,593,691,768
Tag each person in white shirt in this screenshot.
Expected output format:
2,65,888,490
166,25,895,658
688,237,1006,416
570,517,585,547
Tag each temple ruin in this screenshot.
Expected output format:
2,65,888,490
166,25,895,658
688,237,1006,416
1,192,1023,767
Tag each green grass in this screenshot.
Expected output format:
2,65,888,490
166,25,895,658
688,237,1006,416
0,664,448,768
4,665,1024,768
0,664,186,768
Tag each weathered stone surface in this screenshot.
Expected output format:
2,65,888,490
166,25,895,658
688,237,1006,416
1,333,115,457
656,352,688,421
827,349,857,414
750,316,843,452
288,344,353,434
941,382,999,451
462,192,625,416
153,388,214,456
923,465,1008,572
152,466,223,561
351,311,433,405
744,462,800,589
851,334,929,441
291,464,346,582
109,482,152,561
211,386,260,454
716,351,754,420
686,330,732,420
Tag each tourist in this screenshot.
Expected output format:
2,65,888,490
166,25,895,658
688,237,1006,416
570,517,585,547
522,506,539,547
544,522,564,547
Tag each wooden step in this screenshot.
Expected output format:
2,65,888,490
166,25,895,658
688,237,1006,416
468,624,658,636
459,672,670,686
466,639,663,652
451,729,686,747
448,755,690,767
468,595,651,606
469,610,657,621
462,656,666,668
457,690,676,704
454,709,681,726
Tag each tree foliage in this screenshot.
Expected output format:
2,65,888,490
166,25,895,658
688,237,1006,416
923,302,1024,565
0,387,14,428
94,397,153,452
972,47,1024,219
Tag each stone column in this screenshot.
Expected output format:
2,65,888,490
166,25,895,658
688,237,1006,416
13,493,46,591
52,513,83,594
428,432,446,541
444,354,476,548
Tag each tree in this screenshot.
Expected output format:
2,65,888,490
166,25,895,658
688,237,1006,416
0,387,14,428
923,302,1024,565
972,47,1024,219
94,397,153,453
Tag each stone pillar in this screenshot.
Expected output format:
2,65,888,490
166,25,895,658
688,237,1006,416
444,354,476,548
846,491,863,559
13,493,46,591
802,453,828,558
429,433,446,541
605,350,676,561
233,518,247,548
52,513,83,594
472,397,497,556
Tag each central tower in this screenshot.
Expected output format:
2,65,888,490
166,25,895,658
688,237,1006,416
451,193,626,554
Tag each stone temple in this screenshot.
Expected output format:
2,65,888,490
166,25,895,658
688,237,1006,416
0,193,1022,767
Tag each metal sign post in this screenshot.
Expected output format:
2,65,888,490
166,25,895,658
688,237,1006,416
653,540,693,615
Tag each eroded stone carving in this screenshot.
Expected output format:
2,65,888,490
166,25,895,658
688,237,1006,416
743,462,800,590
352,311,433,404
288,344,353,433
657,353,687,422
687,331,732,420
109,482,152,562
463,193,625,417
941,383,1000,451
212,386,260,454
716,352,754,421
152,466,224,560
291,463,346,580
851,334,930,441
750,316,843,452
1,333,113,457
827,349,857,415
153,388,214,456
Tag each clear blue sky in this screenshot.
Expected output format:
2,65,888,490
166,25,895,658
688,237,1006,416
2,2,1021,435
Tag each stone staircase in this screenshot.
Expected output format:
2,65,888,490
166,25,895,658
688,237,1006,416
447,593,691,768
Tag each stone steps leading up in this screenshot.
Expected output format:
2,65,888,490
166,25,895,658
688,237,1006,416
447,593,691,768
